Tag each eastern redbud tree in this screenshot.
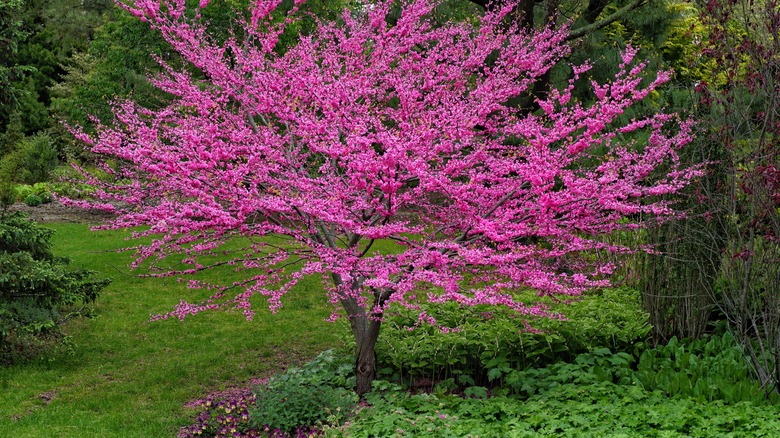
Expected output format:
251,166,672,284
70,0,697,394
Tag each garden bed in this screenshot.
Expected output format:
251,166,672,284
5,199,114,223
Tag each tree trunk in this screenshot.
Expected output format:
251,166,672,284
346,306,383,397
333,273,388,397
354,321,381,396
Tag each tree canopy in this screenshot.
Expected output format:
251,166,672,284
69,0,699,394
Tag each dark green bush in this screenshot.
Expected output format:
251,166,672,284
372,287,649,387
249,349,358,434
17,134,58,184
23,194,42,206
0,212,110,364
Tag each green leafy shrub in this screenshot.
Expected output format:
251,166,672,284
547,287,650,356
494,348,635,397
249,349,358,434
372,287,649,387
634,332,779,404
31,182,53,203
23,194,42,207
9,184,53,204
0,212,110,364
31,182,49,194
13,184,34,202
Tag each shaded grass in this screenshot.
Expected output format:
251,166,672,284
0,223,345,437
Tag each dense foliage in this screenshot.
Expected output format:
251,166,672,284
345,383,780,437
0,212,109,364
370,287,649,387
696,0,780,393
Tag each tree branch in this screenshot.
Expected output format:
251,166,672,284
566,0,647,41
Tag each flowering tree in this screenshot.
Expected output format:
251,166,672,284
70,0,697,394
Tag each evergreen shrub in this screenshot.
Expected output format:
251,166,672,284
0,212,110,364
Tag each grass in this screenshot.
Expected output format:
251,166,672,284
0,222,345,437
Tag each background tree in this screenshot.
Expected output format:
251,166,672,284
463,0,684,110
70,0,697,395
691,0,780,393
0,0,115,163
6,0,114,134
0,0,31,135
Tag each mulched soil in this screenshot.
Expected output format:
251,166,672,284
5,200,115,223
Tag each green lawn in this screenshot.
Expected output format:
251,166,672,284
0,223,344,437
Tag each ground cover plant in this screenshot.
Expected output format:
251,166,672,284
357,335,777,436
248,349,357,435
70,0,699,395
342,382,780,437
0,223,342,437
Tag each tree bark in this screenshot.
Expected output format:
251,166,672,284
332,272,389,396
353,317,382,396
583,0,611,23
565,0,647,41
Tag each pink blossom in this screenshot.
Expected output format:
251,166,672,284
71,0,697,330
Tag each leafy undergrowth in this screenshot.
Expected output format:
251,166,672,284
346,337,780,436
179,371,780,438
343,386,780,437
181,336,780,437
173,284,780,437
